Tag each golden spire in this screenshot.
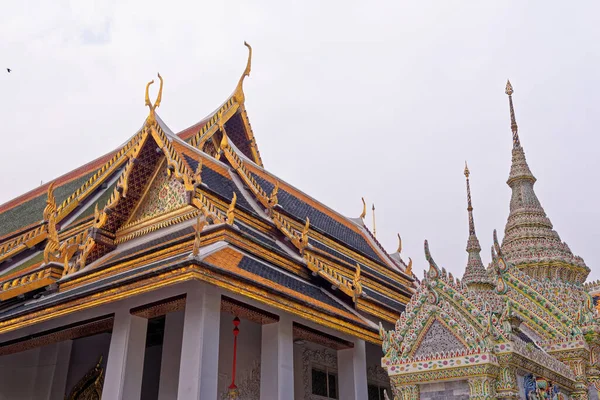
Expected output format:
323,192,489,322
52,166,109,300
233,42,252,105
359,197,366,220
372,203,376,238
145,73,163,124
505,80,520,148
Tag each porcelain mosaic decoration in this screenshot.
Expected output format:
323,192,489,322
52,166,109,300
380,83,600,400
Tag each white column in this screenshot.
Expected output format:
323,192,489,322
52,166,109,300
158,310,184,400
260,315,294,400
337,339,368,400
103,311,148,400
177,285,221,400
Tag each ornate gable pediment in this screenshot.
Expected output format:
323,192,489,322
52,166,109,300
412,319,467,358
128,158,188,224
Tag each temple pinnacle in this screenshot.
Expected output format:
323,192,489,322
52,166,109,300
461,164,491,290
505,80,520,148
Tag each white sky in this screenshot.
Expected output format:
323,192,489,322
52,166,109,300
1,1,599,281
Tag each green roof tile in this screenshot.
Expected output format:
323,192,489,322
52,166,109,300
0,172,95,238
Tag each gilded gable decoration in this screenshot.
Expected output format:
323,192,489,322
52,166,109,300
66,355,104,400
42,183,61,265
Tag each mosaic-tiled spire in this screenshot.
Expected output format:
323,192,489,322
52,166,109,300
501,81,589,283
461,163,492,289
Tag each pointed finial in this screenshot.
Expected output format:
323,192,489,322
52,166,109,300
505,80,520,148
396,233,402,253
145,73,164,124
406,257,413,276
424,240,440,278
464,161,475,235
493,229,500,254
234,42,252,104
359,197,366,219
505,80,513,96
372,203,376,238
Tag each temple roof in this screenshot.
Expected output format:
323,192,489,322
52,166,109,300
0,44,413,340
501,81,589,284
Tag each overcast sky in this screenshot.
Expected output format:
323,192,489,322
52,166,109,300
1,1,599,282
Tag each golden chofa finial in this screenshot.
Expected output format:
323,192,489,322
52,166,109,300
145,73,164,124
464,161,470,178
234,42,252,105
396,233,402,254
359,197,366,220
505,79,514,96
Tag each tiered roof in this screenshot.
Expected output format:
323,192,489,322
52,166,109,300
0,43,414,343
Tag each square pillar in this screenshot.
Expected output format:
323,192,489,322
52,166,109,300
337,339,368,400
103,311,148,400
177,285,221,400
260,315,294,400
158,310,184,400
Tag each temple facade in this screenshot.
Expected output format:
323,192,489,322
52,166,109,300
0,44,414,400
380,82,600,400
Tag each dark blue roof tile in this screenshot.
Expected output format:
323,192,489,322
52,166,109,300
182,154,253,214
249,173,385,264
237,256,346,311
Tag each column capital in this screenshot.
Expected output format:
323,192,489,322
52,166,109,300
390,384,419,400
468,376,497,400
496,365,519,399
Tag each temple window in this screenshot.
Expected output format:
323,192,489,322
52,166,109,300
311,366,338,399
367,383,389,400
